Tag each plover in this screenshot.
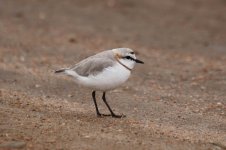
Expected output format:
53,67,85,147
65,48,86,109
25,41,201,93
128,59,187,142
55,48,144,118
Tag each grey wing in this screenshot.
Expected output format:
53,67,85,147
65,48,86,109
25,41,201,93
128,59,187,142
71,57,115,76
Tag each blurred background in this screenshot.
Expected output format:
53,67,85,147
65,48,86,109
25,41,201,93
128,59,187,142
0,0,226,149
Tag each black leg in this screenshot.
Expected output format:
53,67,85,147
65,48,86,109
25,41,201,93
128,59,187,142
102,92,125,118
92,91,101,117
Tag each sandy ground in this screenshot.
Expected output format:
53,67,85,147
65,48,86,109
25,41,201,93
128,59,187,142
0,0,226,149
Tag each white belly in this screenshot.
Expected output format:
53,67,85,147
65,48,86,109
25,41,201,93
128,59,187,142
78,63,131,91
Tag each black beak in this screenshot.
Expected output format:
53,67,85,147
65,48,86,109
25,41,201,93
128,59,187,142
135,59,144,64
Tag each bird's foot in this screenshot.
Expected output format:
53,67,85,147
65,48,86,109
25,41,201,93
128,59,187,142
97,113,111,117
97,113,126,118
111,114,126,118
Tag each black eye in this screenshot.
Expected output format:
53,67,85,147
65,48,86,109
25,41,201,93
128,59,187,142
123,55,135,61
126,56,131,59
130,52,134,54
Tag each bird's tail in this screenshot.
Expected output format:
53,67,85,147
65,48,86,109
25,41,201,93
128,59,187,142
55,68,80,79
55,68,68,73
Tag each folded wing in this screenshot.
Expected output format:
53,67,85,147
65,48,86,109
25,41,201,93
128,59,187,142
71,57,115,77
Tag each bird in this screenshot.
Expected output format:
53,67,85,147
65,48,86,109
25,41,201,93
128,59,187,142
55,48,144,118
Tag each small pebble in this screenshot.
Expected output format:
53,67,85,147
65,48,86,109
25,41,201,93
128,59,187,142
84,135,90,138
20,56,25,62
217,102,222,106
68,94,73,98
35,84,41,88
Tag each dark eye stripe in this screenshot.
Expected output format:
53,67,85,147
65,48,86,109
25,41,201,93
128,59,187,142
130,52,134,54
123,56,135,61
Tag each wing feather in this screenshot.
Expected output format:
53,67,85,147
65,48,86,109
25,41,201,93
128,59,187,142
70,50,115,76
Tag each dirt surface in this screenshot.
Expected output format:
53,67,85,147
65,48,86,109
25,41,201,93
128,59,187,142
0,0,226,149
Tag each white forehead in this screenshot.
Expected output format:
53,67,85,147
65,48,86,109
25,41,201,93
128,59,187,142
112,48,134,54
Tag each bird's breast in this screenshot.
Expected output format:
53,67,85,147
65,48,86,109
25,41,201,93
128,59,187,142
80,63,131,91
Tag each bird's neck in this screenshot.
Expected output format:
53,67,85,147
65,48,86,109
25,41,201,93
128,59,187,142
117,59,135,71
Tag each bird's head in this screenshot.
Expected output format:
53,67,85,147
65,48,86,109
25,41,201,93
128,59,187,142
112,48,144,70
113,48,144,63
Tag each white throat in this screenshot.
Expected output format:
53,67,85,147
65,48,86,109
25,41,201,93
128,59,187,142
118,58,136,70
